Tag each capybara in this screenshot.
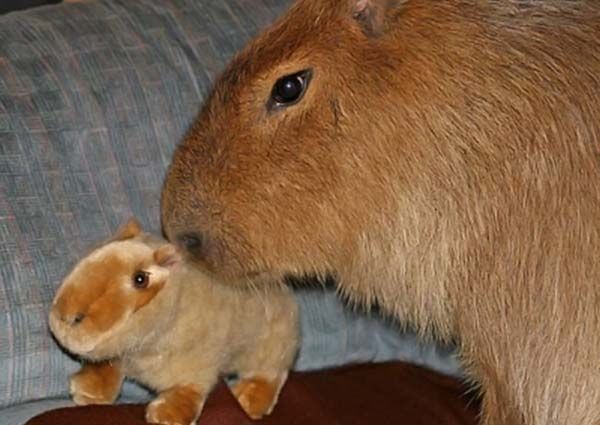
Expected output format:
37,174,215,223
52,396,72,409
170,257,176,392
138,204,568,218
49,218,298,425
161,1,600,424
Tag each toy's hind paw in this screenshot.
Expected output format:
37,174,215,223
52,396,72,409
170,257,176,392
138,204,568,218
231,375,286,420
145,384,204,425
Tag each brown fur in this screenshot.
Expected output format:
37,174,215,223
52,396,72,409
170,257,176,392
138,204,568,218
49,219,299,425
161,1,600,424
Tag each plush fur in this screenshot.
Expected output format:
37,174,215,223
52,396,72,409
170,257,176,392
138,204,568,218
160,1,600,424
49,219,299,425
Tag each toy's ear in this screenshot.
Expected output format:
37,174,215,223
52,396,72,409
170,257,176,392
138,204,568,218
154,244,182,269
113,218,142,241
351,0,401,37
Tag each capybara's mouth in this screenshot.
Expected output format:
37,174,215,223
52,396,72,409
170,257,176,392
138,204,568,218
164,224,277,285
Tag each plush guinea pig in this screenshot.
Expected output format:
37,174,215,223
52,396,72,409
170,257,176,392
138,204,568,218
48,218,298,425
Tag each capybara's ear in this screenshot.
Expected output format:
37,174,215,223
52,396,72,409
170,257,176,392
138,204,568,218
351,0,401,36
113,218,142,241
154,244,181,269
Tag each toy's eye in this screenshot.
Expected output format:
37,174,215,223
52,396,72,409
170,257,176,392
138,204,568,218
132,271,150,289
270,69,312,109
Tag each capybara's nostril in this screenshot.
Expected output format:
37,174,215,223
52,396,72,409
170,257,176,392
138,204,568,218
177,232,205,256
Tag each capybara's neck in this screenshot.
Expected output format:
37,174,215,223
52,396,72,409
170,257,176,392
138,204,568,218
323,1,600,345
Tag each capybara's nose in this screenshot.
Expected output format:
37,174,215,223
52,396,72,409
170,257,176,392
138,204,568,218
176,232,206,258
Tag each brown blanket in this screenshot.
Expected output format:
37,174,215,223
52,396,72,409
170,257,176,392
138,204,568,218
26,362,479,425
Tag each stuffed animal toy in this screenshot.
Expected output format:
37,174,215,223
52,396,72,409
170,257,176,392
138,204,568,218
49,218,299,425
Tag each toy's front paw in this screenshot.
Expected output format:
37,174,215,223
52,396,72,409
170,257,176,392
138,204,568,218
69,361,123,405
145,384,204,425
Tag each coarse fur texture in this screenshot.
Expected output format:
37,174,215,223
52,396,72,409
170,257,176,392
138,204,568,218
160,1,600,424
49,219,299,425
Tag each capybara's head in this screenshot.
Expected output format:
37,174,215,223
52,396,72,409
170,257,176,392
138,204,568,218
161,0,468,292
49,219,182,361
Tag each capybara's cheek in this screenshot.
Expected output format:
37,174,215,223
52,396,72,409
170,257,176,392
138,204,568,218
161,206,258,279
161,146,343,281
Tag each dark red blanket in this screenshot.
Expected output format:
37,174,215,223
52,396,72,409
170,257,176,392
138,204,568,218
27,362,479,425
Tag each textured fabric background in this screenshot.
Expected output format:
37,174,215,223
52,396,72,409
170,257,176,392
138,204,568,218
0,0,460,412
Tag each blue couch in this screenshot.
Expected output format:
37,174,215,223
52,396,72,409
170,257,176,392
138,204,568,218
0,1,461,423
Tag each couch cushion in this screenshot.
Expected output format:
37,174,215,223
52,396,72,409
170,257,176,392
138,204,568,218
24,362,480,425
0,0,460,411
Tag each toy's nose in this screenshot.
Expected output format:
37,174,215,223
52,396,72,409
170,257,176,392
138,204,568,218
61,312,85,326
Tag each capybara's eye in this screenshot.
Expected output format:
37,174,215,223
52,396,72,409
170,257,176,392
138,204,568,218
132,271,150,289
270,69,312,109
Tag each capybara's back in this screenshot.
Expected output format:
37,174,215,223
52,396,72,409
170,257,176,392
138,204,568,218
161,1,600,424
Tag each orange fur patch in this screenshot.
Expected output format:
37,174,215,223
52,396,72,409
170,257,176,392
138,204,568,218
70,361,123,405
54,249,165,336
112,218,142,241
232,377,280,419
146,384,204,425
58,255,130,333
